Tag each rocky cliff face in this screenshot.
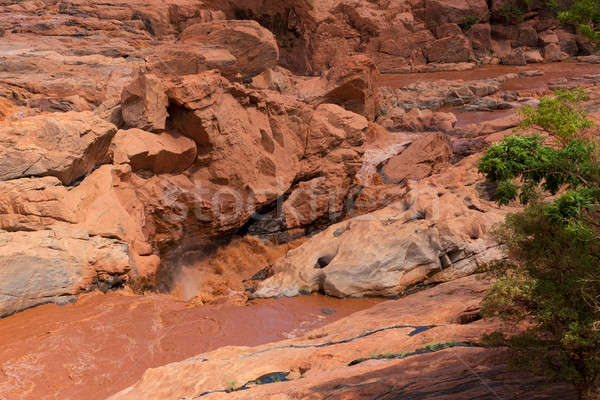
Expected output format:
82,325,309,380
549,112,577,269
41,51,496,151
0,0,599,398
0,0,597,315
0,0,595,315
208,0,595,74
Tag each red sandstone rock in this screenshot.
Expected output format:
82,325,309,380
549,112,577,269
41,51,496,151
544,43,568,62
425,35,474,63
0,111,116,184
468,23,493,57
380,133,452,183
256,55,380,121
111,128,197,174
0,2,596,399
180,20,279,79
501,48,527,65
539,30,559,45
254,154,511,298
525,49,544,63
0,226,131,317
121,74,169,132
424,0,489,28
0,176,75,232
320,55,380,121
517,23,539,47
144,43,239,79
396,109,458,132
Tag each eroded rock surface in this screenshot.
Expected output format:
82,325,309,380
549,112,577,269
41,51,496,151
0,112,116,184
212,0,591,75
0,0,598,398
254,154,508,298
180,20,279,79
110,128,197,174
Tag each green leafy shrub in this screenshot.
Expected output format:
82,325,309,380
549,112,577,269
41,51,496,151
478,89,600,400
460,16,479,31
549,0,600,45
497,3,525,24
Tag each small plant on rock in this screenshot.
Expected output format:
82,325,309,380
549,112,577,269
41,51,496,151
497,3,525,24
460,16,479,32
554,0,600,46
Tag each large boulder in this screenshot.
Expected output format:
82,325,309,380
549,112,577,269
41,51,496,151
165,70,304,213
143,43,239,79
0,226,131,317
544,43,567,62
380,133,452,183
468,23,492,57
517,23,538,47
556,29,579,55
424,0,489,27
318,55,380,121
501,48,527,65
425,35,474,63
180,20,279,79
395,109,458,132
67,165,161,282
0,166,157,289
305,103,367,157
538,30,559,46
254,155,508,298
280,104,368,232
162,70,373,245
259,55,380,121
121,74,169,132
0,111,116,184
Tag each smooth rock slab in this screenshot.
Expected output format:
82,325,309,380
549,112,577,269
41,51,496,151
0,227,131,317
109,276,575,400
381,133,452,183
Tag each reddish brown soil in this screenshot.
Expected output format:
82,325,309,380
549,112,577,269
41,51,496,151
0,291,381,400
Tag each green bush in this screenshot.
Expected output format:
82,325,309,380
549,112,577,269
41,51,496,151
460,16,479,31
497,3,525,24
550,0,600,45
478,89,600,400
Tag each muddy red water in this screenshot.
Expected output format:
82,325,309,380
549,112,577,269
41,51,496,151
378,62,599,91
452,109,516,127
0,291,381,399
